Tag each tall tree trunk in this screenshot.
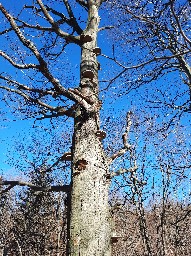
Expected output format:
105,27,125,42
68,2,111,255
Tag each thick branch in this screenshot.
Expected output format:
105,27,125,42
37,104,77,119
68,88,94,105
76,0,88,9
23,5,82,38
0,4,92,110
0,180,71,193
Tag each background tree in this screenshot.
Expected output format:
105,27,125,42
106,0,191,112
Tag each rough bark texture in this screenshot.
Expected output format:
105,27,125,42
68,2,111,255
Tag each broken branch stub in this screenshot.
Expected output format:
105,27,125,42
61,152,72,161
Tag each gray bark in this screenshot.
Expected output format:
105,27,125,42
68,2,111,255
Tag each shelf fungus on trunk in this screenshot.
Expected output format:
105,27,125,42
111,232,121,244
96,130,106,141
82,70,95,80
80,34,93,43
93,47,101,56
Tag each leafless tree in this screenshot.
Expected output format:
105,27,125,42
1,1,191,255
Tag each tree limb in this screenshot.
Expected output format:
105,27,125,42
108,111,132,164
170,0,191,46
0,85,58,111
76,0,88,9
107,166,138,179
0,4,93,111
37,104,77,119
0,180,71,193
62,0,83,34
36,0,80,43
0,75,55,96
0,51,39,69
98,26,114,32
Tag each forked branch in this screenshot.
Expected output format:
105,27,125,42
0,4,93,112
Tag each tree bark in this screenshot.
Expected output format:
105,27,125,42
68,2,111,255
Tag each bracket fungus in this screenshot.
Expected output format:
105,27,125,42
80,34,93,43
93,47,101,56
82,70,94,80
96,130,106,141
111,232,121,244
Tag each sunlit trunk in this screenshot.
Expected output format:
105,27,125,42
68,3,111,256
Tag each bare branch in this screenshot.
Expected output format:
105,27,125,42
0,77,92,114
108,111,132,164
68,88,94,105
36,0,80,43
125,6,156,26
37,104,77,119
0,4,93,110
62,0,83,34
0,180,71,193
0,74,55,97
98,26,114,32
0,25,26,35
76,0,88,9
13,19,54,32
24,4,82,35
36,0,57,26
101,49,191,90
108,166,138,178
0,51,39,69
170,0,191,46
0,85,57,111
